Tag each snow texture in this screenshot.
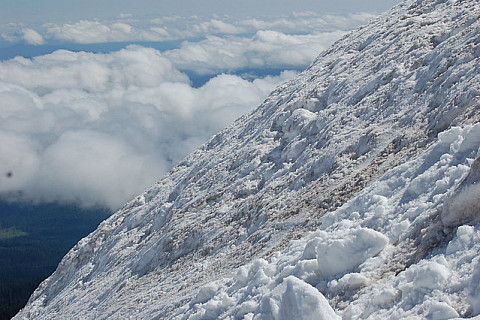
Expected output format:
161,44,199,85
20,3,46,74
15,0,480,319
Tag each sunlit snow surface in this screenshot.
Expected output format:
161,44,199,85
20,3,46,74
15,0,480,319
171,124,480,319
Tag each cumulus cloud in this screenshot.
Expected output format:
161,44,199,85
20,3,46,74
0,46,297,209
118,13,133,19
46,20,172,43
1,12,376,46
165,30,346,74
192,19,245,35
240,12,377,34
1,23,22,43
0,11,379,209
22,28,45,45
1,47,188,91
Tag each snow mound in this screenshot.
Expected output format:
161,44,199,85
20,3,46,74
266,276,340,320
315,227,388,279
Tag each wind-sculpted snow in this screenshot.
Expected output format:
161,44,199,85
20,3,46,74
15,0,480,319
168,123,480,319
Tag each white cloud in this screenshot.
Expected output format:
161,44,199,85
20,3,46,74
35,129,166,209
0,11,379,209
239,12,378,34
150,26,169,37
165,30,346,74
1,23,22,43
192,19,245,34
46,20,172,43
0,46,188,92
118,13,133,19
0,130,40,192
0,46,297,209
0,12,377,46
22,28,45,45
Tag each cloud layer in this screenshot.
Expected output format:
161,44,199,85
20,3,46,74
165,30,346,74
0,46,297,209
45,20,171,44
0,12,378,210
1,12,377,46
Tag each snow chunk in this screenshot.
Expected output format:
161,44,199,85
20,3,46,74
390,219,410,242
442,157,480,228
372,287,399,308
337,273,368,289
189,292,235,319
426,301,459,320
236,301,259,319
412,262,449,290
445,225,475,254
438,126,464,145
468,259,480,316
316,227,388,278
192,282,220,304
291,259,321,285
329,273,368,292
281,108,316,141
401,260,450,291
266,276,340,320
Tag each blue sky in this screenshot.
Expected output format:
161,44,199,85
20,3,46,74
1,0,400,24
0,0,402,209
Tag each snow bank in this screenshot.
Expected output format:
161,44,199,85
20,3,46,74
176,123,480,319
398,260,450,291
266,276,340,320
315,227,388,279
176,255,343,320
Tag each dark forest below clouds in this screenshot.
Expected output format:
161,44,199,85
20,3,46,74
0,200,110,319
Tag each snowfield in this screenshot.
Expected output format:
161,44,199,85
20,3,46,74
15,0,480,319
170,123,480,319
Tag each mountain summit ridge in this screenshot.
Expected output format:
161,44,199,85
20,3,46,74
15,0,480,318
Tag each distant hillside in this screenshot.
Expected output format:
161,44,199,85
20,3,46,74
0,201,109,319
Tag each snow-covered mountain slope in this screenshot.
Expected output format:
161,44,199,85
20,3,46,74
15,0,480,318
